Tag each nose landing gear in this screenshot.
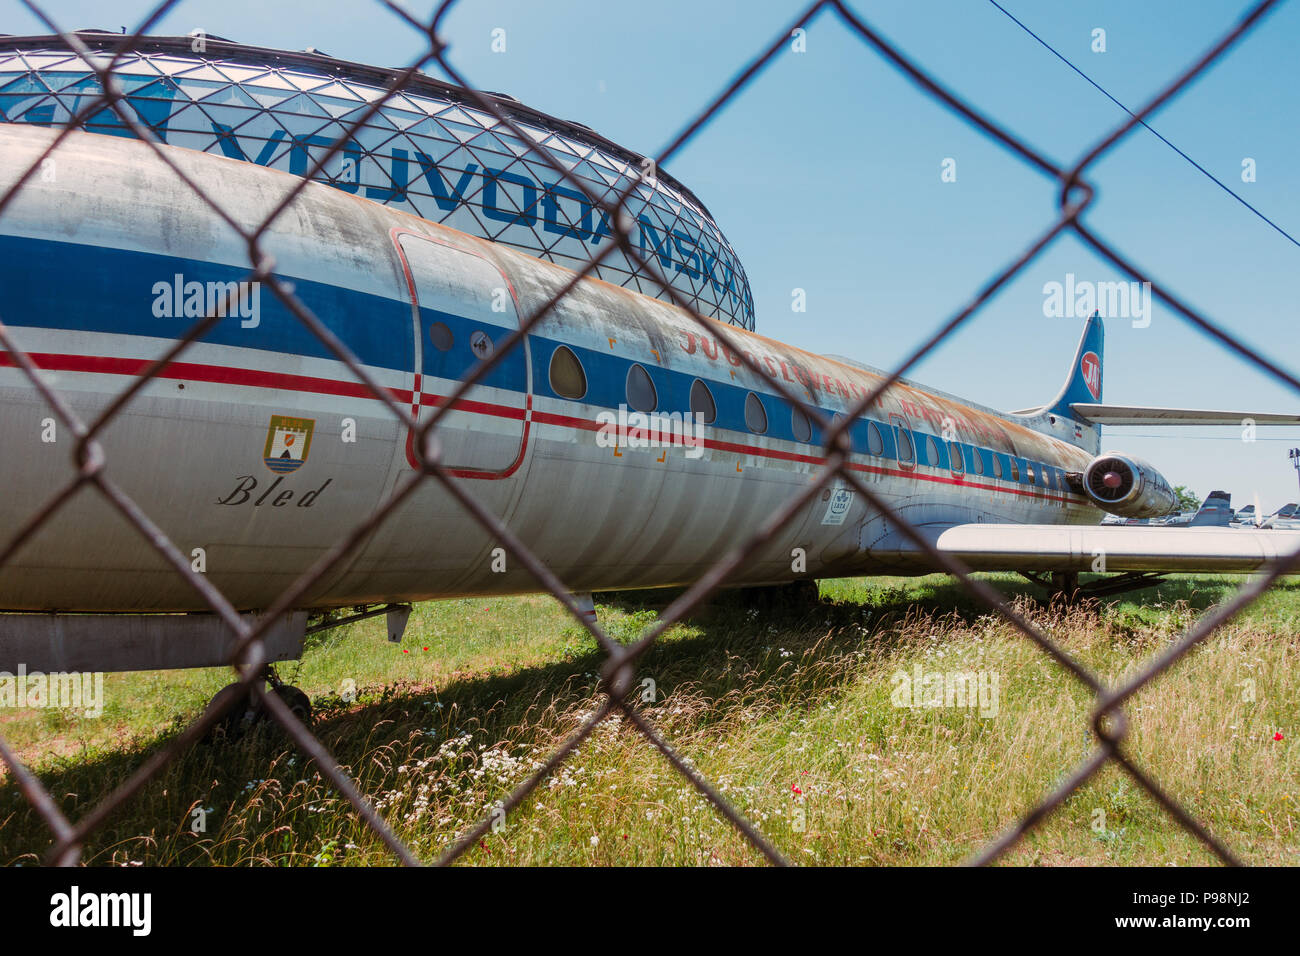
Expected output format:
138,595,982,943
265,668,313,724
200,666,312,742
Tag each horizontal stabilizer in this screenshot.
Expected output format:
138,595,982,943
1069,403,1300,426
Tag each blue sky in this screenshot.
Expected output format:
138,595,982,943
15,0,1300,509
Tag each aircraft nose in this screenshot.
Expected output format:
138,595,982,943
1102,471,1123,489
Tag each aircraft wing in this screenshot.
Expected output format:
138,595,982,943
916,524,1300,573
1068,403,1300,426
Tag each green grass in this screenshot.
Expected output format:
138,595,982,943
0,573,1295,866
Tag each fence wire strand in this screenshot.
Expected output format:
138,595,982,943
0,0,1292,867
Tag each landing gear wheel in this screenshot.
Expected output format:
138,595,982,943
201,675,312,743
1050,571,1080,604
201,683,259,742
739,580,820,612
270,685,313,724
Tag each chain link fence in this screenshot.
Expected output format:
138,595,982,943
0,0,1293,867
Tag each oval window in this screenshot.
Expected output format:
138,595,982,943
791,406,812,443
626,364,657,413
689,379,716,424
949,442,964,472
1010,459,1021,482
972,449,985,476
926,436,942,467
866,421,884,456
548,345,586,400
745,392,768,434
1025,463,1036,483
429,321,453,352
992,455,1005,479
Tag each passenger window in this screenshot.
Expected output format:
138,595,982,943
926,436,942,467
866,421,884,456
429,321,453,352
626,364,657,413
689,379,716,424
548,345,587,400
791,406,812,443
745,392,768,434
949,441,964,473
992,455,1004,479
1010,459,1021,482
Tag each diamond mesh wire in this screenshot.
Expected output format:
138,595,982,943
0,0,1291,867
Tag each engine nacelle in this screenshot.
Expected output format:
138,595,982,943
1079,453,1178,518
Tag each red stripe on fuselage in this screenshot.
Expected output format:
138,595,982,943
529,408,1080,504
0,350,1081,504
0,351,527,421
0,351,400,400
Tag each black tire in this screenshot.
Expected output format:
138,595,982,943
201,683,258,742
271,685,313,724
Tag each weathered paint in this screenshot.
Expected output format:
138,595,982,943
0,125,1102,612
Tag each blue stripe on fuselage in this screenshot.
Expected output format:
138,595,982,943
0,233,1073,494
0,233,527,394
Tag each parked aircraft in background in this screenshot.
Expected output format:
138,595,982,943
1230,502,1300,528
1261,503,1300,529
1160,490,1233,527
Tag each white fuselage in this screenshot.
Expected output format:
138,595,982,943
0,126,1100,612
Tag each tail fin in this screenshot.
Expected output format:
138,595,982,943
1046,310,1104,420
1189,490,1232,527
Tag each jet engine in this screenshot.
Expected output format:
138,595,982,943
1077,453,1178,518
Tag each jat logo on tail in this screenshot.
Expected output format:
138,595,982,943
264,415,314,473
1081,351,1101,400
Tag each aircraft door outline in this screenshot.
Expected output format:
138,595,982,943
391,228,532,479
890,411,915,472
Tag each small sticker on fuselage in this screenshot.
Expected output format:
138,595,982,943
822,487,854,525
470,329,494,359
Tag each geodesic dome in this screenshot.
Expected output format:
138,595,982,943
0,32,755,329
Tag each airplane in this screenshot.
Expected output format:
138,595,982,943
1230,501,1300,529
3,35,1300,722
1188,491,1234,527
1260,503,1300,529
1158,490,1233,527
